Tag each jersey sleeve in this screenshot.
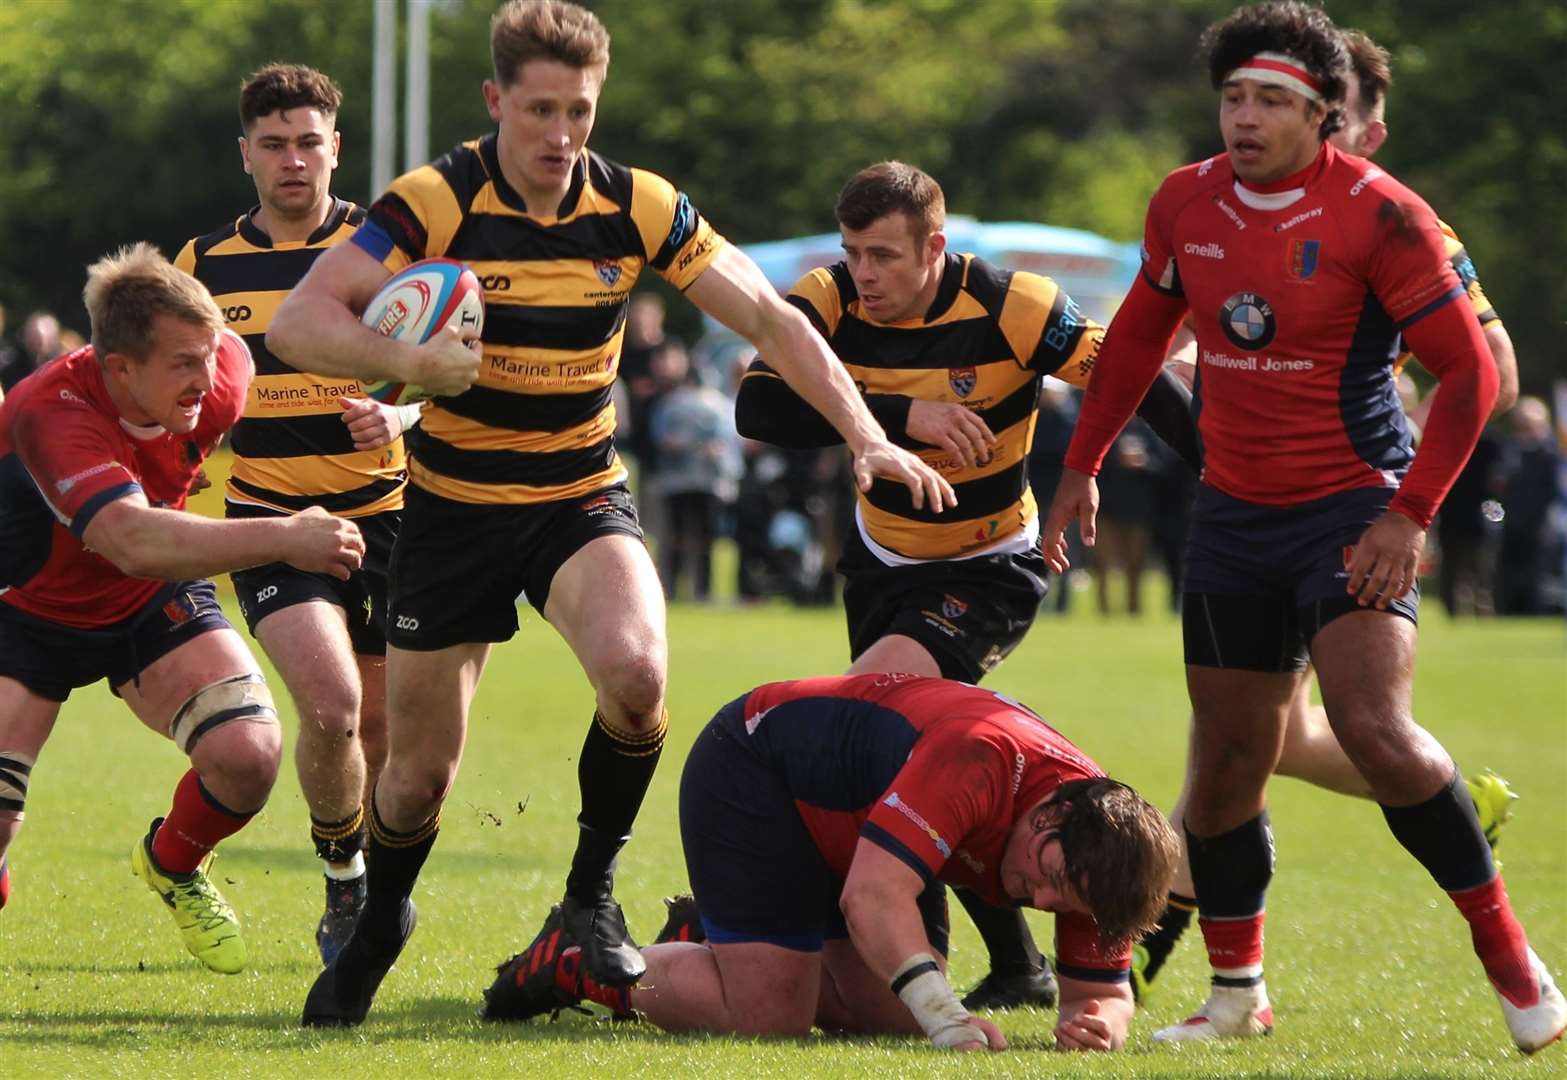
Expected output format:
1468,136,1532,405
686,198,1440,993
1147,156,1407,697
353,164,464,272
995,272,1103,387
173,238,198,276
1366,194,1465,332
207,329,254,431
860,729,1009,886
1437,221,1501,327
11,399,140,538
629,168,726,291
1138,176,1186,299
786,267,845,339
1055,911,1132,983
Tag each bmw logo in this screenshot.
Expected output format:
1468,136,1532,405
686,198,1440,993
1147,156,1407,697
1219,292,1276,351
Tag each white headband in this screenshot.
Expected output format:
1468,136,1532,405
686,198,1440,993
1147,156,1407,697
1227,51,1324,103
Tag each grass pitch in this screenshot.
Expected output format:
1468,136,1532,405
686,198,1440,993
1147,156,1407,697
2,577,1563,1078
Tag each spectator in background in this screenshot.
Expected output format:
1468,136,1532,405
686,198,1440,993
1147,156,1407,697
1092,423,1160,616
620,294,672,472
1496,397,1564,615
648,340,741,602
1,308,63,393
1435,429,1501,617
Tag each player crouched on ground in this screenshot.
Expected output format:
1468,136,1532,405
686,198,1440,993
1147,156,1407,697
0,244,364,972
483,674,1178,1053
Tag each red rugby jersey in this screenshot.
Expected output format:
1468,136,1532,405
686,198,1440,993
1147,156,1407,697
1069,143,1476,512
0,331,250,627
724,674,1129,978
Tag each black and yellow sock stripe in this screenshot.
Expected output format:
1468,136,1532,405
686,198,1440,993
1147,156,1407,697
593,708,668,759
368,796,440,849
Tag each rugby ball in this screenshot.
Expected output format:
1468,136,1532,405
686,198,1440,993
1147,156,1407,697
358,258,485,404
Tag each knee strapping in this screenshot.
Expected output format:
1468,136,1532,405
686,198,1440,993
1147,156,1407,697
169,673,278,755
0,751,36,812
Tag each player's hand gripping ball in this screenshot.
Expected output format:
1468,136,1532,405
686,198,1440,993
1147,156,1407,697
359,258,485,405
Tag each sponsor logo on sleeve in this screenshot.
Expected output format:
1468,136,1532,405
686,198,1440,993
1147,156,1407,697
1183,242,1225,259
884,792,952,859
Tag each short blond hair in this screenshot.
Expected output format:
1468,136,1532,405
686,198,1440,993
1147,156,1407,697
82,243,224,362
491,0,610,86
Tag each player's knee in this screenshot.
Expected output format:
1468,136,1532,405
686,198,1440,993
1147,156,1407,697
175,673,283,799
295,681,364,746
385,757,458,811
598,650,665,724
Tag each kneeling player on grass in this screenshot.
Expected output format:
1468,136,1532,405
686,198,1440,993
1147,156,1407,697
483,674,1179,1052
0,245,364,972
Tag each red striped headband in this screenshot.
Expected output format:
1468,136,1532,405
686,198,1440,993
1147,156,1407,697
1227,52,1324,103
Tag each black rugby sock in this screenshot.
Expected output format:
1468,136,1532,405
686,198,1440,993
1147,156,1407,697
1139,892,1197,978
1380,771,1495,892
312,806,367,865
1186,811,1274,919
361,794,438,943
954,886,1045,975
566,709,666,900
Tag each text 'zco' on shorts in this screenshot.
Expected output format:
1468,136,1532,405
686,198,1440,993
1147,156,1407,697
385,482,644,652
1181,482,1419,673
838,526,1048,684
228,503,399,657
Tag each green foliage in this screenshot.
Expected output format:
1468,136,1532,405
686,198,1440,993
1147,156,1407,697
0,0,1561,388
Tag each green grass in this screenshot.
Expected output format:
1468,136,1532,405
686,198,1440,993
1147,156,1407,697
2,584,1563,1078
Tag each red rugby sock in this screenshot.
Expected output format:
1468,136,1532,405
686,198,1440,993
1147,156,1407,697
1450,875,1536,1008
151,769,254,874
1198,912,1265,978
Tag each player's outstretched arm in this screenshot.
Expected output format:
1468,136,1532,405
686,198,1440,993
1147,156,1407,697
267,243,479,398
840,842,1005,1052
686,245,954,512
1053,976,1134,1052
84,497,364,582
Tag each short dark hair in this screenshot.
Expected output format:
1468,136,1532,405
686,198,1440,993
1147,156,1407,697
834,162,946,245
491,0,611,87
239,63,343,131
1047,778,1180,948
1341,29,1392,121
1202,2,1349,139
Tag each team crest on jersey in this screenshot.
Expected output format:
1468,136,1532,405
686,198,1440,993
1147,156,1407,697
1288,239,1320,282
1219,292,1277,351
941,594,969,620
948,366,977,397
593,259,622,287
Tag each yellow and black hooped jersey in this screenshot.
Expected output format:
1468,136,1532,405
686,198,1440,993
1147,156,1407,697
176,199,405,517
352,135,725,506
739,252,1102,561
1392,219,1502,378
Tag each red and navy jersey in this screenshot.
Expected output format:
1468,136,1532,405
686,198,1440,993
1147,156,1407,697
1137,144,1463,506
0,333,251,627
720,673,1128,977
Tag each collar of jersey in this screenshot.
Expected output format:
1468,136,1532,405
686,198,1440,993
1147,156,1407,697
480,132,587,220
237,197,352,249
1232,143,1330,211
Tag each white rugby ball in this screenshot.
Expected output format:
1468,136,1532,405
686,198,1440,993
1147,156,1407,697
359,258,485,404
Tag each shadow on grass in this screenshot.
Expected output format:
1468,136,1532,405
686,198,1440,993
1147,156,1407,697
206,846,546,874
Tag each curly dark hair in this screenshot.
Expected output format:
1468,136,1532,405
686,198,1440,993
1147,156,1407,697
1202,2,1349,138
239,63,342,132
1044,778,1180,948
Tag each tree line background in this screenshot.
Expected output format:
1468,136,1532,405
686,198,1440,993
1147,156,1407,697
1,0,1561,387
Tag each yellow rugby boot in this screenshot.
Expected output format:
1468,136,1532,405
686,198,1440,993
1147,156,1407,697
1466,770,1519,862
132,818,247,974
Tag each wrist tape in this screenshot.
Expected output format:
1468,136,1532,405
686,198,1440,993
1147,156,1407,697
891,952,987,1049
